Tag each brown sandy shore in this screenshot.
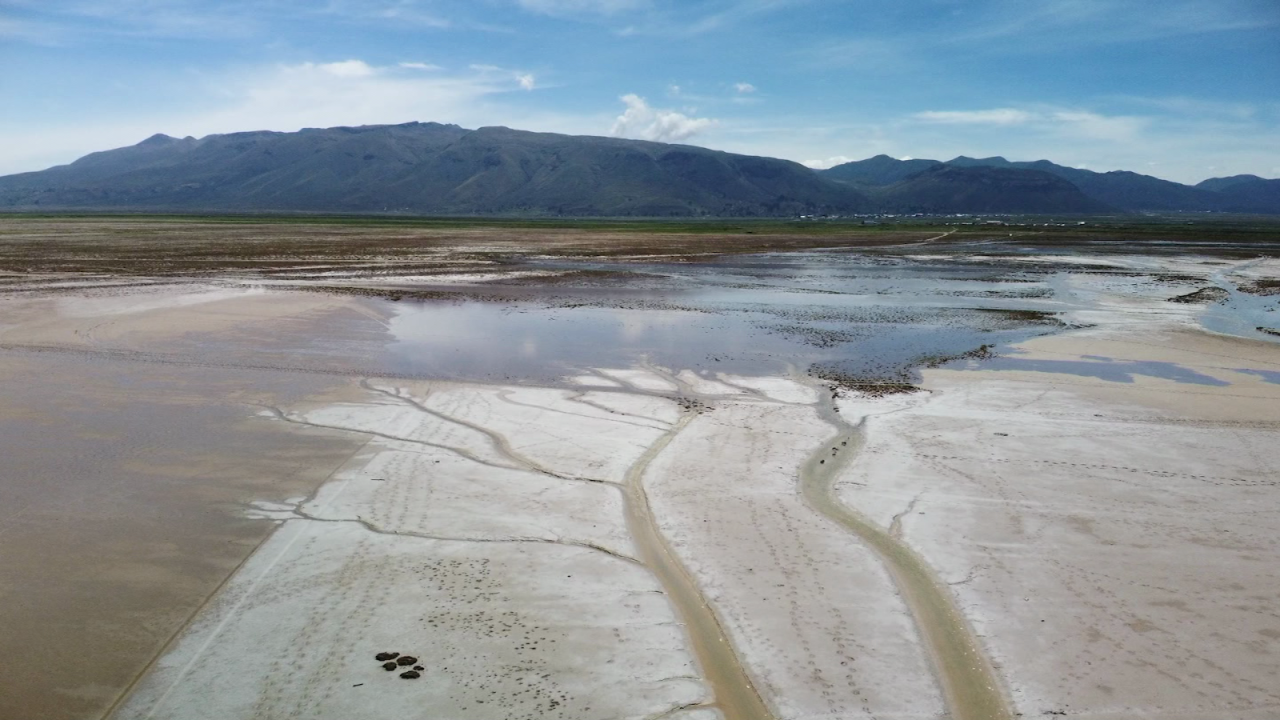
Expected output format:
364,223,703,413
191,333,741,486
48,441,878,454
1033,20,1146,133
0,289,379,720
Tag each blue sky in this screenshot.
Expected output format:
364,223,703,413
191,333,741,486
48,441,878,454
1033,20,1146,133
2,0,1277,183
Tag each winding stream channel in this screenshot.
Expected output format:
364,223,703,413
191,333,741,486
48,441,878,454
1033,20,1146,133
622,412,774,720
800,391,1013,720
614,368,1013,720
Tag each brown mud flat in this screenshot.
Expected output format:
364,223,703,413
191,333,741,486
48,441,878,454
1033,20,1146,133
3,215,1278,286
0,348,368,720
0,217,944,280
1168,286,1230,303
1239,278,1280,295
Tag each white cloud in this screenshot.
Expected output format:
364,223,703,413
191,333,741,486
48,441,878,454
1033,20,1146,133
914,108,1035,126
193,61,508,134
802,155,853,169
311,59,377,78
466,64,539,91
399,61,442,71
609,93,718,143
734,82,756,94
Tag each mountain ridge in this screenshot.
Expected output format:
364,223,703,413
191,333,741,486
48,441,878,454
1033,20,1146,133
2,122,1276,216
822,154,1278,214
0,122,872,217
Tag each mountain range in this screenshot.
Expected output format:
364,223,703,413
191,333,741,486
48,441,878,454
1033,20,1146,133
0,122,1275,216
823,154,1280,214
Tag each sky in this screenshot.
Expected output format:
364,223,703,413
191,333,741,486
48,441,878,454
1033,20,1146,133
1,0,1278,184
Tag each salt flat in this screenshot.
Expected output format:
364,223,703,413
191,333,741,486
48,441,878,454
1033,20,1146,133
644,394,948,719
115,377,711,720
835,326,1280,718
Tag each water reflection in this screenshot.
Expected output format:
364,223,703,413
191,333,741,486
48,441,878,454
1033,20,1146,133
980,355,1231,386
384,300,1049,383
1234,368,1280,385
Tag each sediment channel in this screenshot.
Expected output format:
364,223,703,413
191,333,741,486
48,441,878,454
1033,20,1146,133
285,382,775,720
623,411,774,720
801,393,1013,720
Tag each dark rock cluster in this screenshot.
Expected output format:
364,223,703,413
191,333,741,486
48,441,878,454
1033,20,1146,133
374,651,425,680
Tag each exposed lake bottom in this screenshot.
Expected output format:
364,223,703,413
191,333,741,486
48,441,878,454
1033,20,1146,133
1,231,1278,720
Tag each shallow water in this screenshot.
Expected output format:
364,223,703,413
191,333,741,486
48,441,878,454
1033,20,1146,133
383,250,1063,383
1199,269,1280,341
977,354,1233,386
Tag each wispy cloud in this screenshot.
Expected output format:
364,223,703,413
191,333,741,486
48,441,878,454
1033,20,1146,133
610,0,808,37
734,82,756,93
914,109,1035,126
0,0,518,42
367,1,452,29
797,37,908,71
0,58,548,175
1108,95,1259,121
913,106,1148,142
610,94,717,142
0,14,67,44
515,0,647,16
2,0,265,40
942,0,1279,49
467,64,539,90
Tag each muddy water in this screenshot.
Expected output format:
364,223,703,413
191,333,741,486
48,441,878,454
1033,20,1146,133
799,391,1012,720
622,413,773,720
0,353,366,720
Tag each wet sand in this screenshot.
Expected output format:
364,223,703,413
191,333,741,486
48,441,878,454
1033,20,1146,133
0,353,367,720
0,288,378,720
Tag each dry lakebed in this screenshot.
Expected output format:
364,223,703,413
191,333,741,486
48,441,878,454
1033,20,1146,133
0,217,1278,720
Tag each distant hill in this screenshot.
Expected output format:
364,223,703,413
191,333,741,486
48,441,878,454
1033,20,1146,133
3,122,1275,216
823,155,1279,214
874,165,1114,214
821,154,942,186
1199,176,1280,213
0,123,871,217
943,156,1231,212
1195,174,1266,193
